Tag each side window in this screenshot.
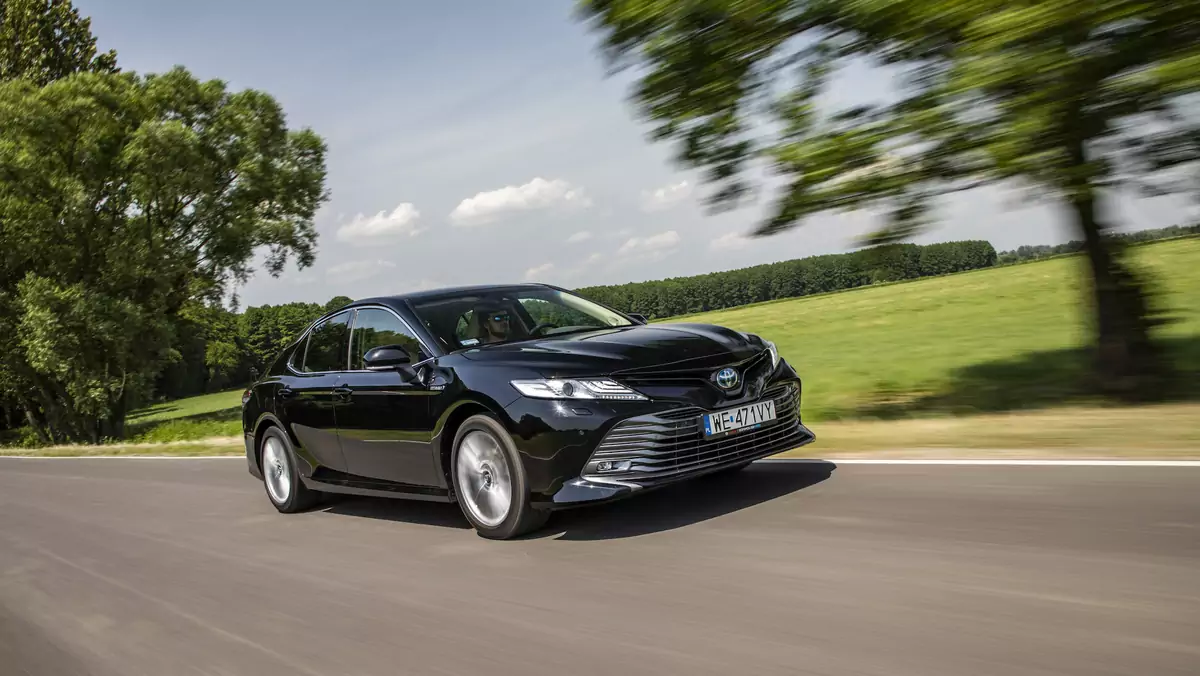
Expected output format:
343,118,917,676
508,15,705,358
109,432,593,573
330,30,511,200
301,312,351,373
350,308,425,370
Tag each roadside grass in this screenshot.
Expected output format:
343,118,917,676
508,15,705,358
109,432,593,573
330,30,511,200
1,437,242,458
785,402,1200,458
7,403,1197,458
0,387,245,448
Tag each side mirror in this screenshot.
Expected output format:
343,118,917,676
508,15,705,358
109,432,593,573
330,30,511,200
363,345,412,370
628,313,648,324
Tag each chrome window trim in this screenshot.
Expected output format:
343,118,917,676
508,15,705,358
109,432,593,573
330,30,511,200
287,310,353,376
343,305,436,373
284,304,437,377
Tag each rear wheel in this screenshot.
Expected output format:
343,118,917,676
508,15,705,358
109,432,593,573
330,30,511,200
451,414,549,539
260,426,321,513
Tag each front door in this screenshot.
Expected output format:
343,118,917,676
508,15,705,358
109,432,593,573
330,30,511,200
336,307,441,487
281,310,351,472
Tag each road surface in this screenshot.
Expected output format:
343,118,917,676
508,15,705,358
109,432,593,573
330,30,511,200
1,457,1197,676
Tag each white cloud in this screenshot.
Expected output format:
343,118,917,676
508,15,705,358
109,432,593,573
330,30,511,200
327,259,397,284
567,230,593,243
394,278,442,293
524,262,555,281
450,177,591,226
584,252,604,265
336,203,423,243
709,231,753,251
641,180,692,212
618,230,682,255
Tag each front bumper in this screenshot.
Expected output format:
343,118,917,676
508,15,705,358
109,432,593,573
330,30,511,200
537,421,815,509
525,380,816,509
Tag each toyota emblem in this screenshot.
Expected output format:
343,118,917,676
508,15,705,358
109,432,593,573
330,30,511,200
715,368,739,390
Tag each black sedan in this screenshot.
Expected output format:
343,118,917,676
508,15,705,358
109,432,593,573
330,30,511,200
242,283,815,539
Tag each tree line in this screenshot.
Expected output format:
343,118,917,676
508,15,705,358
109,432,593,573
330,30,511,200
996,225,1200,265
575,240,997,319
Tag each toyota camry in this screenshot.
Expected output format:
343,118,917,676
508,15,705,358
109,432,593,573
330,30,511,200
242,283,815,539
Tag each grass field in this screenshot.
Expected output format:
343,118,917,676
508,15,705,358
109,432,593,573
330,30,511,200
124,388,244,443
675,238,1200,421
4,238,1199,455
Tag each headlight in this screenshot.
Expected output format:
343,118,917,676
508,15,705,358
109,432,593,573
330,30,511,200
510,378,648,401
765,340,780,369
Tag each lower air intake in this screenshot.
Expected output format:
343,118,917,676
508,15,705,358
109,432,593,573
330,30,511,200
581,382,813,486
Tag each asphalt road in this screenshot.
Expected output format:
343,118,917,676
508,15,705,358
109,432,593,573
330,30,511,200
1,458,1197,676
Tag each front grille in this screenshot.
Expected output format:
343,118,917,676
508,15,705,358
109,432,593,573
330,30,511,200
619,349,774,399
581,382,812,486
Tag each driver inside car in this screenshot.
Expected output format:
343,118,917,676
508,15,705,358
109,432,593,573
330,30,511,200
472,305,517,344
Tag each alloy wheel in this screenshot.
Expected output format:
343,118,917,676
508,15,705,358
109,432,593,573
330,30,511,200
262,436,292,504
455,430,513,528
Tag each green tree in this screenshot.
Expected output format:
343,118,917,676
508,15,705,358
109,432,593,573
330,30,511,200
578,0,1200,395
239,301,325,374
325,295,353,312
0,69,328,443
0,0,117,85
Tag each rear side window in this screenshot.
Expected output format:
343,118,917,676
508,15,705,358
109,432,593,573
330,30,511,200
301,311,351,373
350,308,425,370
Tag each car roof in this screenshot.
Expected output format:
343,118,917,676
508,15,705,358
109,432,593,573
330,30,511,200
349,283,557,308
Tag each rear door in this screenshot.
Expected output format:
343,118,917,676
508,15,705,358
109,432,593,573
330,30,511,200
280,311,351,472
335,307,442,487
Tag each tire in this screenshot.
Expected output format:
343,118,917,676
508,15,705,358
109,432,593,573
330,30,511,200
259,426,322,513
451,414,549,540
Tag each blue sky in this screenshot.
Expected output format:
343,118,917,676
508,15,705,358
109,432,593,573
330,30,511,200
80,0,1191,307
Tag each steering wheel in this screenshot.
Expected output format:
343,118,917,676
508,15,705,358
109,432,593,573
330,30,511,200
528,322,557,336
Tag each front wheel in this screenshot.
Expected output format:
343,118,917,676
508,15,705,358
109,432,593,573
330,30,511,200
451,414,549,539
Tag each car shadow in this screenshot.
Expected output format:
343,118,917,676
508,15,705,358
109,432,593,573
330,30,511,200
311,460,836,540
532,460,837,541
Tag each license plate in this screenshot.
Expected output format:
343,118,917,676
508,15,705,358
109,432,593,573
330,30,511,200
703,400,776,437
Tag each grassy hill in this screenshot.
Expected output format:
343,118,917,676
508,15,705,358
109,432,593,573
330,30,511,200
662,237,1200,421
8,238,1197,454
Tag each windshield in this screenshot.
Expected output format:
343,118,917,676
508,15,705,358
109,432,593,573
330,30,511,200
410,287,635,352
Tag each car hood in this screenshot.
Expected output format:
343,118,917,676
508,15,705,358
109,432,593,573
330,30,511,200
456,323,765,377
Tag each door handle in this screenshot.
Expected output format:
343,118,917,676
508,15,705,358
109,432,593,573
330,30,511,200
277,387,296,400
332,385,353,401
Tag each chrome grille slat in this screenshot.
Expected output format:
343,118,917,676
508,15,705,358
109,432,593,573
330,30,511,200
582,382,810,486
598,427,802,465
622,428,810,479
603,425,699,439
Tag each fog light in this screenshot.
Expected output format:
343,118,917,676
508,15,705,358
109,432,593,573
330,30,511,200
595,460,631,472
